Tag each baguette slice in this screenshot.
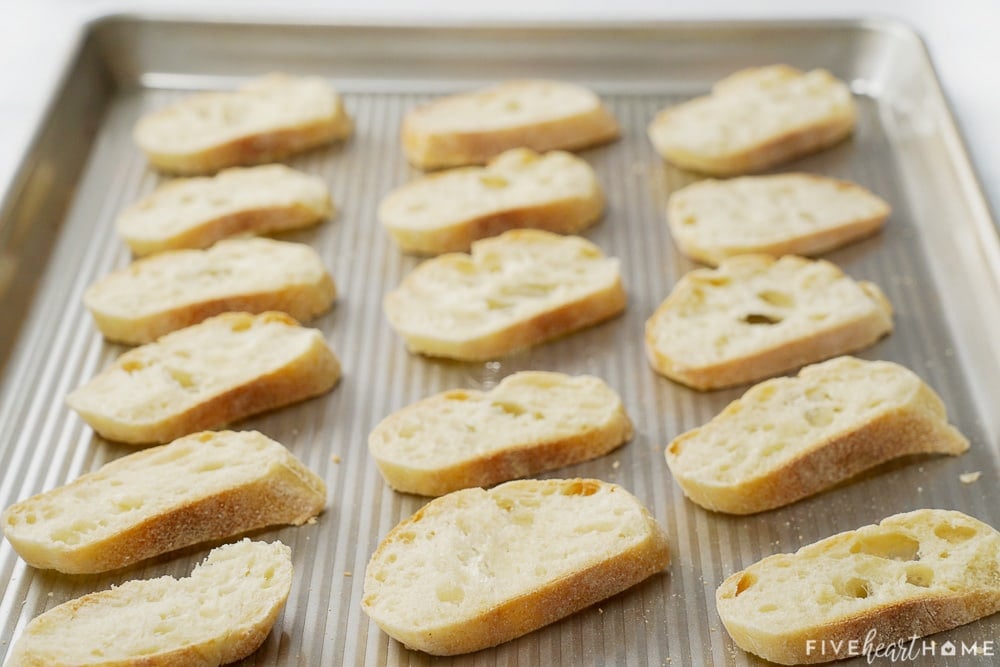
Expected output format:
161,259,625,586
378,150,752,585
716,509,1000,664
85,238,336,344
384,229,625,361
7,539,292,667
134,74,353,174
648,65,857,176
402,80,619,170
67,312,340,445
645,255,892,390
117,164,332,256
2,430,325,574
363,479,669,655
380,148,604,254
369,371,632,496
667,173,890,266
666,357,969,514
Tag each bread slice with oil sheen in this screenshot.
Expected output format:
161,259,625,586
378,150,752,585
648,65,856,176
117,164,332,256
369,371,632,496
85,238,336,344
667,173,890,266
362,479,669,655
384,229,625,361
134,73,353,174
67,312,340,445
402,79,619,170
2,430,325,574
379,148,604,254
644,255,893,390
666,357,969,514
716,509,1000,664
6,539,292,667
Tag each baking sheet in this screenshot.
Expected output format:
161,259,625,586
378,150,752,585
1,16,999,666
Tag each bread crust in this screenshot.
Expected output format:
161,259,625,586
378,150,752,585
121,202,332,257
385,230,626,361
67,312,341,445
402,80,619,169
648,66,856,176
117,165,334,256
716,510,1000,664
134,75,353,175
666,359,969,514
644,256,893,390
86,240,336,344
381,149,605,255
7,540,292,666
369,372,633,496
2,431,326,573
363,479,669,655
666,173,890,265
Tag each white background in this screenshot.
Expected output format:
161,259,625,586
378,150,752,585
1,0,998,217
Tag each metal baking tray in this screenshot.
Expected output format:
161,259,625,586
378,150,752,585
2,15,999,666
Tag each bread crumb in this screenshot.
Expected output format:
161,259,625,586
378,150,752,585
612,460,620,470
960,471,982,484
331,454,341,464
598,607,604,614
307,517,318,525
344,571,352,577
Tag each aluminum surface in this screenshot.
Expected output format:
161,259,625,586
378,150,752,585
1,17,999,666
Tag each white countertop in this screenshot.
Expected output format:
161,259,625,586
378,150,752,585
2,0,998,219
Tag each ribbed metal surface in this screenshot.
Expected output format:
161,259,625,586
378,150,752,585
2,22,1000,666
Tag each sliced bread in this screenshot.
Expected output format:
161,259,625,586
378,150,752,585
85,238,336,344
362,479,669,655
667,173,890,265
6,539,292,667
2,430,325,574
384,229,625,361
117,164,332,256
666,357,969,514
67,312,340,445
645,255,893,390
369,371,632,496
716,509,1000,664
379,148,604,254
648,65,857,176
402,79,619,170
134,74,353,174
